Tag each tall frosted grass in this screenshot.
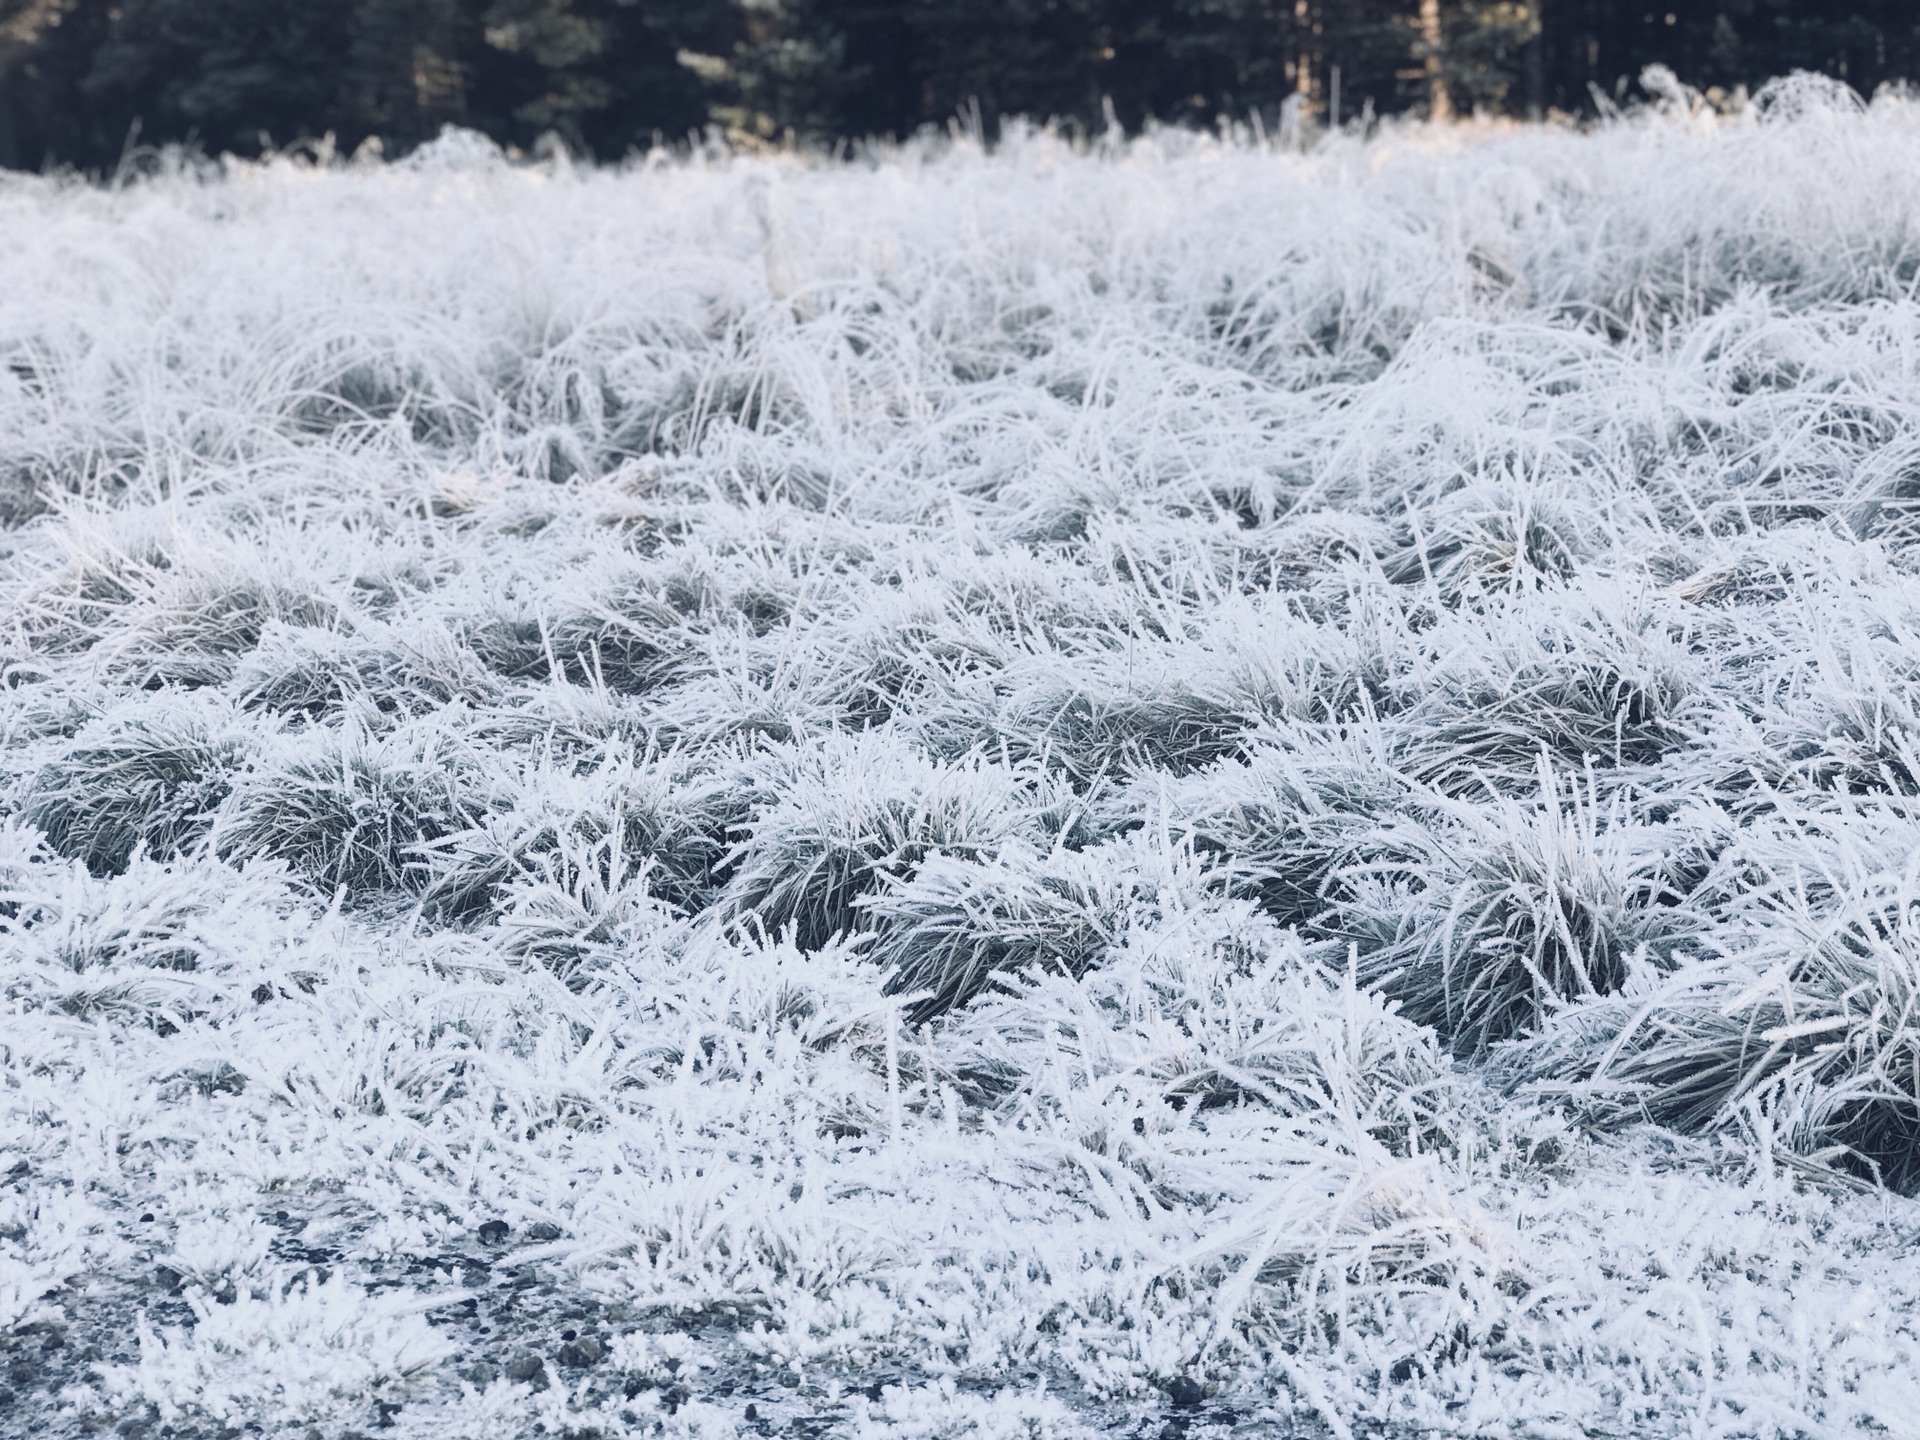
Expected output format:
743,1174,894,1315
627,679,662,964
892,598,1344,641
3,70,1920,1438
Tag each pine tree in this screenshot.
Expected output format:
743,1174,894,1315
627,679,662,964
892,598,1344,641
1,1,90,168
468,0,721,155
77,0,364,156
1439,0,1539,113
683,0,857,145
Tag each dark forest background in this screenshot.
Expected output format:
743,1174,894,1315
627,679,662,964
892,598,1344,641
2,0,1916,172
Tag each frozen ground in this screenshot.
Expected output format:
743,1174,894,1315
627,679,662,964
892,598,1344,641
4,73,1920,1440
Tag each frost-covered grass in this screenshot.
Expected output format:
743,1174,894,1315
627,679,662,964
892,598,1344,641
5,73,1920,1438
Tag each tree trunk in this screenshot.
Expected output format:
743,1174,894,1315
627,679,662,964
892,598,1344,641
1295,0,1313,110
1524,0,1546,117
1419,0,1451,121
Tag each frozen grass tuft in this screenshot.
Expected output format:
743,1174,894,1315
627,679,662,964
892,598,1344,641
1119,737,1403,928
106,1271,456,1428
860,833,1172,1022
1343,762,1701,1056
1507,871,1920,1192
721,734,1075,953
215,721,489,903
24,698,253,875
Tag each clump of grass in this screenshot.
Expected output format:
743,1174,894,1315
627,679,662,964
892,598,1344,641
105,571,338,689
1114,738,1404,929
948,548,1079,644
32,858,233,976
1016,681,1252,780
1383,483,1588,599
1508,877,1920,1191
1341,762,1700,1056
1235,512,1390,596
24,700,253,875
547,583,689,694
801,577,995,729
720,736,1073,953
1699,620,1920,812
860,829,1213,1022
918,662,1254,783
215,721,489,902
463,613,556,681
936,901,1483,1356
1758,692,1920,801
463,580,691,694
1393,605,1700,793
0,819,64,924
229,624,385,718
948,898,1448,1147
230,621,498,719
11,532,174,658
281,328,483,445
491,831,681,985
419,743,738,922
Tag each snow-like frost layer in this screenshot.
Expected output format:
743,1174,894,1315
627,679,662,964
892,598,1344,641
4,74,1920,1436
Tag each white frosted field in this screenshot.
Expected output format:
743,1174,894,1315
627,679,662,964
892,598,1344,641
4,73,1920,1438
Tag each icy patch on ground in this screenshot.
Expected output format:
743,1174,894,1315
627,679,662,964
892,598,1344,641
4,75,1920,1436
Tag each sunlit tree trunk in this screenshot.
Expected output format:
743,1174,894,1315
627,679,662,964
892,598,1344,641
1295,0,1313,107
1524,0,1545,118
1418,0,1450,119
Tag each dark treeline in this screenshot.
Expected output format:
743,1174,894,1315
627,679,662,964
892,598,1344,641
2,0,1917,171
